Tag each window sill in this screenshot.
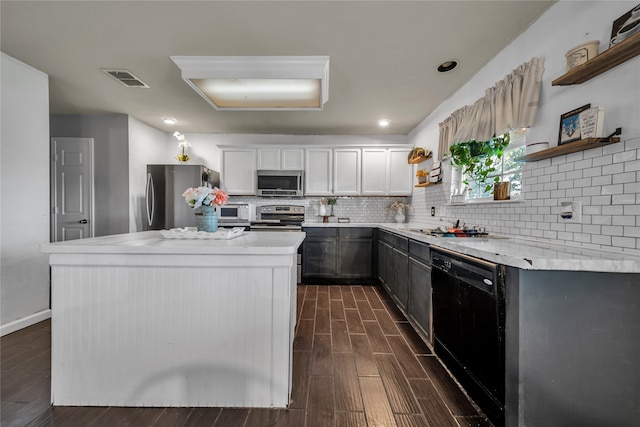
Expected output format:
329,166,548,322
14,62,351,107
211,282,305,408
445,198,525,206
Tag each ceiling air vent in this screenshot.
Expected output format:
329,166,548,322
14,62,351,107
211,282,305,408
102,69,149,88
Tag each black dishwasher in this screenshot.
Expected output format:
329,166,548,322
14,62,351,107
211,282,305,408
431,247,506,426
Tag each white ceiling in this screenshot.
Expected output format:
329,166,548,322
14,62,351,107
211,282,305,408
0,0,555,135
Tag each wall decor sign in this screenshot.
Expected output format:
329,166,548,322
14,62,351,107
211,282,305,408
578,106,605,139
558,104,590,145
609,3,640,47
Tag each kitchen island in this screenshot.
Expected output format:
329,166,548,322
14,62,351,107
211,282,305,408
41,230,305,408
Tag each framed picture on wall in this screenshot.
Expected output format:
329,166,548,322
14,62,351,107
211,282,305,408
558,104,590,145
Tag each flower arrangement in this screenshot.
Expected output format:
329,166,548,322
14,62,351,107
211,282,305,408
174,131,191,163
416,169,428,178
385,201,412,217
182,186,228,209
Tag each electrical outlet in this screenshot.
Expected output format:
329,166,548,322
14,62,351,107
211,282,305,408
431,206,435,216
560,201,582,223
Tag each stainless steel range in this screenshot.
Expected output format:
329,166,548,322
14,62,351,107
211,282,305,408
251,205,305,284
251,205,305,231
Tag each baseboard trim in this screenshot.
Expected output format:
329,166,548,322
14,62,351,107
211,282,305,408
1,309,52,337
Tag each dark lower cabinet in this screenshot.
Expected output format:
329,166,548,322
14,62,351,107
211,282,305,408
339,238,372,278
408,256,431,340
377,241,393,292
393,248,409,310
302,236,338,278
378,230,410,310
302,227,373,280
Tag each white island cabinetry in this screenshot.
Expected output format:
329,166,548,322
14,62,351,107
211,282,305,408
41,231,304,408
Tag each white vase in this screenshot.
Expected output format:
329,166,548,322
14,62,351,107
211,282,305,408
319,204,327,216
394,210,405,223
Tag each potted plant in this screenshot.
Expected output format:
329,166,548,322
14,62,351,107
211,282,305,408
327,197,337,216
449,133,511,198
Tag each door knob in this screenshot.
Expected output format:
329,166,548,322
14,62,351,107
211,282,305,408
79,219,88,224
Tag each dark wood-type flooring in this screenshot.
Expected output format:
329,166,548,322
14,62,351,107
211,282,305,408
1,284,491,426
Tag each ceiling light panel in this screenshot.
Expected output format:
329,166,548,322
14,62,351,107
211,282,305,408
170,56,329,111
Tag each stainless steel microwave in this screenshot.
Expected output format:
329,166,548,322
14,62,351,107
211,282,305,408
215,203,255,222
256,170,304,197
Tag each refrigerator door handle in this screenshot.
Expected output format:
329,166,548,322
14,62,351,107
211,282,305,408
146,173,155,226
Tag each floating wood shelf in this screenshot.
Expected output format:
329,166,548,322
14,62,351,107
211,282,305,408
552,32,640,86
516,137,621,162
415,181,442,188
408,154,432,164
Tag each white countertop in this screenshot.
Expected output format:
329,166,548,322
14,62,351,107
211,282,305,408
41,230,305,255
303,222,640,273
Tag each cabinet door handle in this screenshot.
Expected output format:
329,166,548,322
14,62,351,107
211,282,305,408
79,219,88,224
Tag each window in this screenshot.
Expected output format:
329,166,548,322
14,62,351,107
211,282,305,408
465,129,526,200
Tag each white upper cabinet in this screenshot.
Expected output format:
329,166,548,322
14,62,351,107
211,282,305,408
281,148,304,170
257,149,280,170
304,149,333,196
257,148,304,170
221,149,257,195
387,148,413,195
333,149,361,195
361,148,388,196
362,148,413,196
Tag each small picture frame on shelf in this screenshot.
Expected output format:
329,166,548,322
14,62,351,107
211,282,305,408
558,104,590,145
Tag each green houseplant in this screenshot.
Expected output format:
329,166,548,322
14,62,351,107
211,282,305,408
449,133,511,194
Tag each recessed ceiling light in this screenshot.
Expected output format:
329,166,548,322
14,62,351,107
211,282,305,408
377,118,391,127
437,60,459,73
162,117,177,125
170,56,330,111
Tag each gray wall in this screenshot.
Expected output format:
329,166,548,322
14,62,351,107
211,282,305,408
511,270,639,426
50,114,130,237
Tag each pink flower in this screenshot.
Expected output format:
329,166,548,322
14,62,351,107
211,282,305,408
182,186,228,209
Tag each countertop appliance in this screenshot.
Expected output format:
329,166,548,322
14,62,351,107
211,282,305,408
431,247,506,426
251,205,305,231
216,203,255,224
256,170,303,198
144,164,219,230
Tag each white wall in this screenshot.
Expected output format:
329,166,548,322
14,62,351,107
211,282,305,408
0,53,51,333
409,1,640,254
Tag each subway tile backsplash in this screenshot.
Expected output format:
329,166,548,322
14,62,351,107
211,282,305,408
227,195,412,224
410,137,640,255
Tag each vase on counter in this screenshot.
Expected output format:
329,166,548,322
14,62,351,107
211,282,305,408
394,209,406,223
319,204,327,217
196,205,218,232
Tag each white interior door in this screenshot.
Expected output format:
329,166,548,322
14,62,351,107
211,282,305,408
51,137,94,241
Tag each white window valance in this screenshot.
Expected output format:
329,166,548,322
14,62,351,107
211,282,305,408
438,57,545,159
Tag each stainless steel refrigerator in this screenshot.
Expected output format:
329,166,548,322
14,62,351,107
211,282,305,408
145,164,220,230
